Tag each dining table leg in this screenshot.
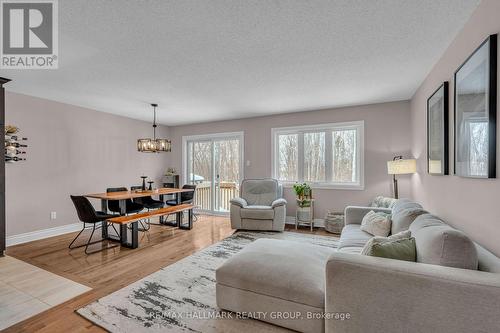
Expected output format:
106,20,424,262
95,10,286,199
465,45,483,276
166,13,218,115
159,194,164,223
101,199,108,239
118,199,139,249
178,208,193,230
176,192,182,227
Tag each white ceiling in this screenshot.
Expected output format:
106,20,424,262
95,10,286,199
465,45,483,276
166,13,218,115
1,0,481,126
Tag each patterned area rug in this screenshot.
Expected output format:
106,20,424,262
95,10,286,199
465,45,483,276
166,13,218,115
77,231,339,332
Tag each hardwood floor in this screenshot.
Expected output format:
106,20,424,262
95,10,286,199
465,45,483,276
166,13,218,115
4,216,332,332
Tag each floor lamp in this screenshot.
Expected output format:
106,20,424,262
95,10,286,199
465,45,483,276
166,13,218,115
387,156,416,199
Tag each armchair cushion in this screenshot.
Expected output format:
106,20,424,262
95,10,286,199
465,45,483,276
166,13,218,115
241,179,279,206
271,198,287,208
230,197,247,208
240,206,274,220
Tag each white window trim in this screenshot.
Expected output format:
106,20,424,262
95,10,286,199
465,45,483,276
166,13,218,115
271,121,364,190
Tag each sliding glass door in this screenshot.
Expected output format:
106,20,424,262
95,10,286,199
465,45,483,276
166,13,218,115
185,132,243,213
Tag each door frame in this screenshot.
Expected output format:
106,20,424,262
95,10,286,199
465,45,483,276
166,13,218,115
182,131,244,214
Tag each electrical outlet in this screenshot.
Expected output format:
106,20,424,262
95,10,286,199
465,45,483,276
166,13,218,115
50,211,57,220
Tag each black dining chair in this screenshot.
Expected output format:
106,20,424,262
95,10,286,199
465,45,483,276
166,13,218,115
106,187,144,215
130,186,165,209
69,195,119,254
130,186,165,230
166,184,197,205
166,184,198,222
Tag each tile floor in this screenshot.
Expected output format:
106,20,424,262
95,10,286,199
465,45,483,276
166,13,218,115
0,255,91,330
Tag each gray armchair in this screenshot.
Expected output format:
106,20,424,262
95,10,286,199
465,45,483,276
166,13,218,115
230,179,286,231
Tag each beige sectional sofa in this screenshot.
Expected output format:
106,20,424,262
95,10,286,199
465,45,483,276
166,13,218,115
216,199,500,333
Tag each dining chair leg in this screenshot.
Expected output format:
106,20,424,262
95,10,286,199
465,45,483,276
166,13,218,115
68,223,86,249
84,224,97,254
69,222,119,254
110,223,120,236
139,219,150,232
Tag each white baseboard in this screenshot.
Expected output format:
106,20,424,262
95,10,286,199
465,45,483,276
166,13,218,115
286,216,325,228
6,223,82,247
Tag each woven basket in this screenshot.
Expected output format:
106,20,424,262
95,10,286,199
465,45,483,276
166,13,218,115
324,211,344,234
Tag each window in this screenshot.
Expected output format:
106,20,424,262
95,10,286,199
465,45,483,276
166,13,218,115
272,121,364,189
277,133,298,181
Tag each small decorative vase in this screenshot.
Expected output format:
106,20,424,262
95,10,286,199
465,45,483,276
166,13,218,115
141,176,147,191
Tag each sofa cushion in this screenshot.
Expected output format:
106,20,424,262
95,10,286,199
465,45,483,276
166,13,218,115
370,196,397,208
360,210,392,237
216,239,333,308
339,224,373,250
409,213,445,233
391,199,423,215
391,199,427,234
241,179,278,206
366,237,417,262
337,246,364,254
413,225,478,270
476,243,500,273
240,205,274,220
361,230,412,255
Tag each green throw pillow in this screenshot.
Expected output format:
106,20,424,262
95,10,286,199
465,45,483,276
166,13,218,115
367,237,416,262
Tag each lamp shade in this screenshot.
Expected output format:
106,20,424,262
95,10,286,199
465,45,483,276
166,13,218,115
137,103,171,153
137,138,171,153
387,158,417,175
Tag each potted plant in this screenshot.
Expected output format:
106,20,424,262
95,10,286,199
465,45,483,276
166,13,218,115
293,182,312,208
165,167,177,176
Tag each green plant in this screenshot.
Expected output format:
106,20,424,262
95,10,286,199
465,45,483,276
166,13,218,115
293,182,311,198
293,183,312,207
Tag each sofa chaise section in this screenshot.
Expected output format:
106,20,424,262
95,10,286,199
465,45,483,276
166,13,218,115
216,238,333,333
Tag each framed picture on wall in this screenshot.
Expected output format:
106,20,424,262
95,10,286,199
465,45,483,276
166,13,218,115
427,82,449,175
454,34,497,178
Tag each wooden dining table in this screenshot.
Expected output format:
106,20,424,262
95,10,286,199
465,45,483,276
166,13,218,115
84,187,194,249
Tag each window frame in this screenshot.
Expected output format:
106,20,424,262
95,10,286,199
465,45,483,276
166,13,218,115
271,121,364,190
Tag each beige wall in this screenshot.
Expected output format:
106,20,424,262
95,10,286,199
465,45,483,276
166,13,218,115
169,101,412,219
5,92,169,236
411,0,500,256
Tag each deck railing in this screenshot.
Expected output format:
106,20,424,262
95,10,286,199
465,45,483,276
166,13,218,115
194,181,239,212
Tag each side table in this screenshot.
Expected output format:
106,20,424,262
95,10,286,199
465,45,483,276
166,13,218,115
295,199,315,231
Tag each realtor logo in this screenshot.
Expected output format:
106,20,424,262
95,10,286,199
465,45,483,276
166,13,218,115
1,0,58,69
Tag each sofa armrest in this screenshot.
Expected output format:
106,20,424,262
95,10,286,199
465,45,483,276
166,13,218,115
230,197,248,208
271,198,287,208
325,252,500,333
344,206,392,225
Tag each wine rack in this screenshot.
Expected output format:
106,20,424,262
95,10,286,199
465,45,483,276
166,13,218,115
5,125,27,163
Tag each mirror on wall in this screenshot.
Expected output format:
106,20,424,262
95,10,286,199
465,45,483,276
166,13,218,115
454,34,497,178
427,82,449,175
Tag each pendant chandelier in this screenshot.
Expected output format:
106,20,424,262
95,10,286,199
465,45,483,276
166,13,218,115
137,103,171,153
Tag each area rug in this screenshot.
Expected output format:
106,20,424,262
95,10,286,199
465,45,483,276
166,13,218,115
77,231,339,332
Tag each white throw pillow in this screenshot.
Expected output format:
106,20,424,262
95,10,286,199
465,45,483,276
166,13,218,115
361,230,412,255
360,210,392,237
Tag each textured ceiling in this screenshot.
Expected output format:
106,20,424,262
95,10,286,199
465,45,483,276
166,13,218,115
1,0,481,125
